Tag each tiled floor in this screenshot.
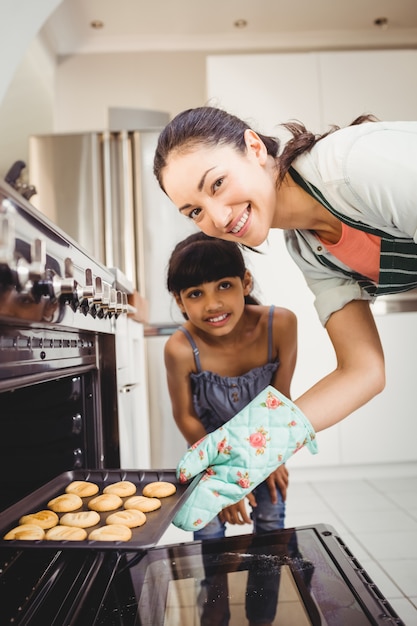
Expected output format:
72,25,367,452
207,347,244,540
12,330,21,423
159,461,417,625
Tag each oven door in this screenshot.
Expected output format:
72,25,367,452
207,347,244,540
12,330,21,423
96,524,404,626
0,525,405,625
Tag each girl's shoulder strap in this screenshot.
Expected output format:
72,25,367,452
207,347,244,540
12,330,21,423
177,326,202,372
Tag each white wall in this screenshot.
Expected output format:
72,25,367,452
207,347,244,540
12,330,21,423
0,36,56,179
0,0,61,179
0,0,61,104
53,51,208,132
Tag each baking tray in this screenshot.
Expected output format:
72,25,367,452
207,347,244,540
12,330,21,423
0,469,200,551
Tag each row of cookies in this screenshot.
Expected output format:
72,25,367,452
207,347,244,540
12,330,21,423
3,479,176,542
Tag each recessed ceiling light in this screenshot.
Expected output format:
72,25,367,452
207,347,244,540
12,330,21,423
234,19,248,29
90,20,104,29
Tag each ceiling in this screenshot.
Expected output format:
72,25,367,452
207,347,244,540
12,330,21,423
41,0,417,56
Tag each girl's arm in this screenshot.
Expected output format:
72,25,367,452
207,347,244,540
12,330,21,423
164,332,207,446
295,299,385,432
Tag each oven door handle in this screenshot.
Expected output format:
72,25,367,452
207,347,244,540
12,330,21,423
119,382,140,394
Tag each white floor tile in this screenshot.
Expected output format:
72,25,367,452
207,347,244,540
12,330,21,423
362,559,406,599
317,491,396,512
354,529,417,560
388,597,417,626
388,489,417,510
369,476,417,494
335,508,417,533
378,559,417,598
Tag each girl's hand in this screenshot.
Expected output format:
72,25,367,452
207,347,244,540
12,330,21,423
266,464,289,503
219,498,252,525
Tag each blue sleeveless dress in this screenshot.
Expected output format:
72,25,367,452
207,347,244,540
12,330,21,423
179,305,279,433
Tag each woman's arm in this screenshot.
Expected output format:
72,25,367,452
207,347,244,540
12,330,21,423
295,299,385,432
270,306,298,398
164,333,207,445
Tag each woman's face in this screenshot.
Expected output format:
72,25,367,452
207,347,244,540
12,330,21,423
161,130,278,248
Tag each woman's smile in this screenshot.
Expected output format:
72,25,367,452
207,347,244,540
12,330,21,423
229,207,251,236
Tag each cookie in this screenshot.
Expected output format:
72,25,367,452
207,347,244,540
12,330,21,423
59,511,100,528
88,493,122,512
4,524,45,540
45,525,87,541
19,510,59,529
106,509,146,528
124,495,161,512
65,480,99,497
142,481,176,498
103,480,136,497
88,524,132,542
48,493,83,513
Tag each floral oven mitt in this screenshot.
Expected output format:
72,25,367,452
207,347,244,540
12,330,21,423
173,385,318,531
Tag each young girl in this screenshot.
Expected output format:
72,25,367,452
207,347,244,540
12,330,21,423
154,106,417,435
165,232,297,538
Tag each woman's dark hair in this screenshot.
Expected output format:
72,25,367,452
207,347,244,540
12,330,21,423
167,232,259,309
154,106,378,188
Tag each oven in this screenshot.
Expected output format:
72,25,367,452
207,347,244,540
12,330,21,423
0,180,406,626
0,180,123,511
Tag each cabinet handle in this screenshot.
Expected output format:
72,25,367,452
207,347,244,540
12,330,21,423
120,383,140,393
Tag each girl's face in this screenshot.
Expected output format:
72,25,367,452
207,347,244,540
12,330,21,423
162,130,278,248
175,272,252,336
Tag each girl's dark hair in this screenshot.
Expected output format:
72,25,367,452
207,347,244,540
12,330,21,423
167,232,259,307
154,106,378,188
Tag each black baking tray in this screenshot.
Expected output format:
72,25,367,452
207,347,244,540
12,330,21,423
0,469,200,551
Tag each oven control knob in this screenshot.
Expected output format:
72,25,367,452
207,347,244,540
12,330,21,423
94,277,112,317
0,213,15,267
121,291,128,314
29,238,46,282
15,256,30,290
53,275,77,299
106,288,117,317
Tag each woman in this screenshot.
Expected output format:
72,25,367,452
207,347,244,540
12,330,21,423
154,106,417,432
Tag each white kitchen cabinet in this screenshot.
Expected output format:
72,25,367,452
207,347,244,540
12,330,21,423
339,311,417,465
319,50,417,125
116,317,151,468
207,49,417,467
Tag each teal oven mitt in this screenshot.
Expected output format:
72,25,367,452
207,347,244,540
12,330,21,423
173,385,318,531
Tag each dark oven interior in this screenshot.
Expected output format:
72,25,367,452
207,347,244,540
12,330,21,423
0,325,119,512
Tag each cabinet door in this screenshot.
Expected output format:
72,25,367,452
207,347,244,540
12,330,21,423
318,50,417,125
340,312,417,464
207,52,323,134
